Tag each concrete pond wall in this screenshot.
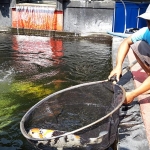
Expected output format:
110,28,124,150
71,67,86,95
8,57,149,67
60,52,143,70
63,0,114,33
0,0,17,31
0,0,115,33
1,0,150,33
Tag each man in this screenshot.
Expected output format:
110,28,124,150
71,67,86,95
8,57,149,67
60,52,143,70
108,4,150,104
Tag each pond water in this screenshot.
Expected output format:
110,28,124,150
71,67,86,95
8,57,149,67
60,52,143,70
0,33,112,150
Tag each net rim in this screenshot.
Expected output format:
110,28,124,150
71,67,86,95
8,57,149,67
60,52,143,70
20,80,125,141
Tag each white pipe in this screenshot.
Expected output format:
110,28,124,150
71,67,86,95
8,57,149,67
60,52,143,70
137,8,140,28
113,6,116,32
120,0,127,33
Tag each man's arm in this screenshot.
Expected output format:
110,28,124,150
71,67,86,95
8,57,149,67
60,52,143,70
108,35,133,81
125,76,150,104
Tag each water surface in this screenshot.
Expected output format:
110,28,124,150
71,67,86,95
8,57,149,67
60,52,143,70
0,33,112,149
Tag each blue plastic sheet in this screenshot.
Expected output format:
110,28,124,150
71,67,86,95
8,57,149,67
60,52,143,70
113,2,149,32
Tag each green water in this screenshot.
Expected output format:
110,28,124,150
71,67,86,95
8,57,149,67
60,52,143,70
0,33,112,149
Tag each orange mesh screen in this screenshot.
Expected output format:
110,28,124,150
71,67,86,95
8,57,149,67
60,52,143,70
12,8,63,31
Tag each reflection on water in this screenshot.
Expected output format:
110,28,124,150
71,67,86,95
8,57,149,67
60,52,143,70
0,33,112,149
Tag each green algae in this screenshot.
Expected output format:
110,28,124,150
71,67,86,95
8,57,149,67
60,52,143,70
0,81,53,129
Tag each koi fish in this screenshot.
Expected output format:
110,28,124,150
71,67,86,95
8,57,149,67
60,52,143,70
28,128,107,148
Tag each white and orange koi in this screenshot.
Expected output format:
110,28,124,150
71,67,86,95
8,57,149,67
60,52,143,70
28,128,107,148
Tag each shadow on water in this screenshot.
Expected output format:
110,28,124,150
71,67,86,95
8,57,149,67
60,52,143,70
0,33,113,150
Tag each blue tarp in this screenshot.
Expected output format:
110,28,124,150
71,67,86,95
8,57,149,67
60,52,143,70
113,2,149,33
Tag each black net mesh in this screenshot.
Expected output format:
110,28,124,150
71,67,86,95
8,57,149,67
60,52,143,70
21,81,125,150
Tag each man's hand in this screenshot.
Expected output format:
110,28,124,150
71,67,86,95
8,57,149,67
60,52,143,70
108,66,122,82
124,91,135,104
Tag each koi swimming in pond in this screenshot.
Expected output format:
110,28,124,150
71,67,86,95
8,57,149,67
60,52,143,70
28,128,108,148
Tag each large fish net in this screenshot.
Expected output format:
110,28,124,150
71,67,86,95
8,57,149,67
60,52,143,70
20,80,125,150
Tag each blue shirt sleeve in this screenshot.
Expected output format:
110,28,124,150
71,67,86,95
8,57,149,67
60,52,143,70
131,27,150,45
